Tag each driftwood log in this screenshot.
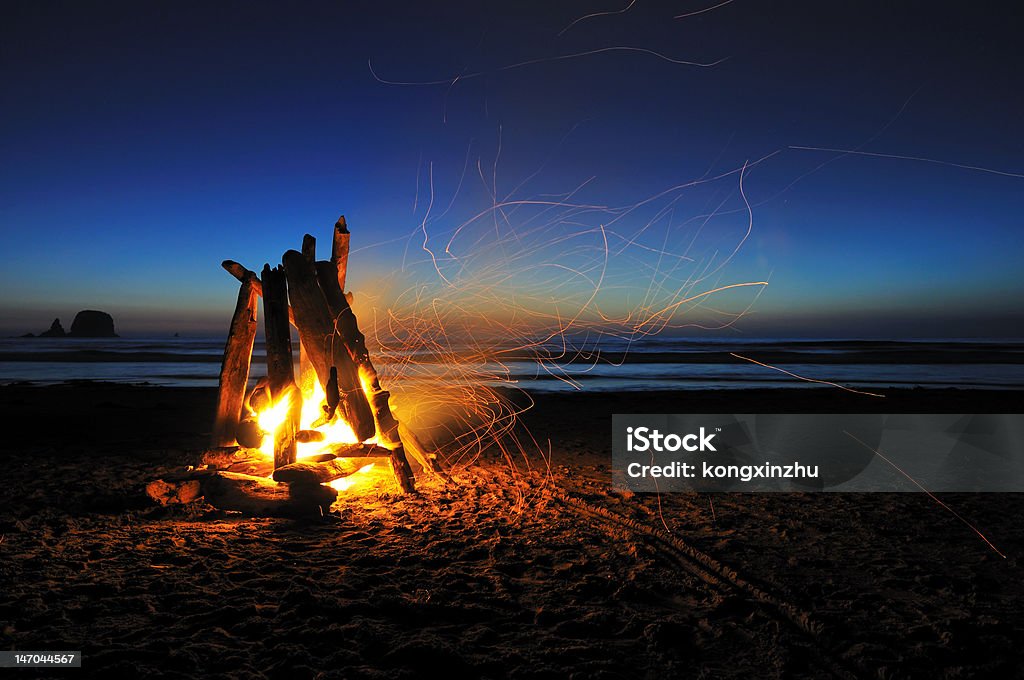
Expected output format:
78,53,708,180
295,429,325,443
272,456,372,485
314,236,421,489
398,423,449,479
146,469,335,517
304,453,337,463
299,339,313,392
222,260,296,326
235,417,263,449
386,447,415,493
146,478,203,505
211,272,259,447
262,264,300,469
200,446,242,468
281,248,374,441
200,447,268,471
201,471,337,518
323,442,395,458
302,233,317,263
200,447,269,477
331,215,351,292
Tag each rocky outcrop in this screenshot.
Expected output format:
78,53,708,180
69,310,118,338
38,318,67,337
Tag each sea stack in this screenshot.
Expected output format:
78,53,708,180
38,318,67,337
68,310,118,338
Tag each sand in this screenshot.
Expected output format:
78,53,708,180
0,384,1022,679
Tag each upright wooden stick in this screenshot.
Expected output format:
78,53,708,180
261,264,300,469
212,273,259,447
223,260,296,326
331,215,350,292
297,239,316,393
301,233,317,264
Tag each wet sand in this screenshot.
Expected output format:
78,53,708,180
0,384,1022,679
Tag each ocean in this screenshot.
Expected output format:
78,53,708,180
1,336,1022,392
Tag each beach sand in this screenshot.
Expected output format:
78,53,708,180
0,384,1021,678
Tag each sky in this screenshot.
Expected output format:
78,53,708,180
1,1,1022,338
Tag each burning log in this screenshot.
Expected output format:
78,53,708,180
295,429,325,443
201,471,337,518
299,340,313,391
199,448,274,477
262,264,301,469
247,379,271,413
211,271,259,446
235,417,263,449
305,453,337,463
201,447,244,467
281,248,374,441
323,367,341,421
314,245,418,491
366,387,401,449
317,442,392,457
313,261,369,364
272,457,369,485
233,380,270,452
399,423,449,479
387,446,416,493
225,459,273,478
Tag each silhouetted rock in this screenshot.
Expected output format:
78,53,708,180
69,310,118,338
38,318,67,337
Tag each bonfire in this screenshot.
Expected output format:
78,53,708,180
146,216,445,516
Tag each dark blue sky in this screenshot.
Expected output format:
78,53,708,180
2,1,1022,337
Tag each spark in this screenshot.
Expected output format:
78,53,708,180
769,87,925,200
350,139,771,473
674,0,735,20
635,282,768,332
729,353,886,397
558,0,638,36
789,146,1024,180
412,152,422,214
368,46,726,87
843,431,1006,559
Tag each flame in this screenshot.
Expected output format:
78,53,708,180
329,463,376,491
250,373,381,494
254,373,350,460
256,391,291,458
299,378,360,453
250,378,382,495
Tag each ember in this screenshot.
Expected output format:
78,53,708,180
147,216,445,516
